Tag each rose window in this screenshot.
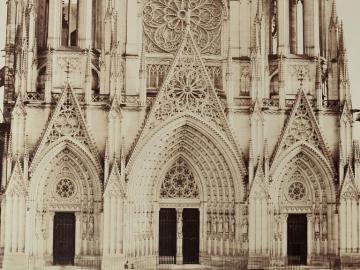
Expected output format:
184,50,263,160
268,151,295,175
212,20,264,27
143,0,224,54
288,182,306,201
160,158,199,199
56,179,76,199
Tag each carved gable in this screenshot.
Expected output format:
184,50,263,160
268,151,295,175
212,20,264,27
104,161,125,197
249,165,268,199
272,90,334,170
340,165,358,200
32,83,101,168
5,160,27,196
340,100,353,124
145,28,227,132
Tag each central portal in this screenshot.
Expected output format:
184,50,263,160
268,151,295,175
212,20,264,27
287,214,307,265
183,208,200,264
53,212,76,266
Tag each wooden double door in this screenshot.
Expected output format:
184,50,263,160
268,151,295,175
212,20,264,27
159,208,200,264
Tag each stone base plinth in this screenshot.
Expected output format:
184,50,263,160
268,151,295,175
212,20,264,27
3,253,28,269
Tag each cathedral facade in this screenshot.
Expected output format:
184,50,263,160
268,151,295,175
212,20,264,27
0,0,359,269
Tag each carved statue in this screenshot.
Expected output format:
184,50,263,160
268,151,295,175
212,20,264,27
88,215,94,240
322,215,327,236
224,215,229,234
218,216,223,234
82,214,88,240
212,214,217,234
315,215,320,234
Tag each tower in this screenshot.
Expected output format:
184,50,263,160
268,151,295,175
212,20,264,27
0,0,358,269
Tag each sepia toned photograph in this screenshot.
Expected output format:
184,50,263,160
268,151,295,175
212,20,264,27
0,0,360,269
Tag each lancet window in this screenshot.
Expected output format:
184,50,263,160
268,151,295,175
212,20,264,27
61,0,79,47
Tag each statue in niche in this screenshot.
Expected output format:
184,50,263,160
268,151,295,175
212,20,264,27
82,214,88,240
314,215,320,234
218,216,223,234
230,215,235,234
274,214,282,240
207,214,211,234
322,215,327,238
212,214,217,234
224,215,229,234
88,215,94,240
242,217,248,241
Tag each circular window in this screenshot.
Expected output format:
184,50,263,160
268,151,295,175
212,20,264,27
56,179,76,199
288,182,306,201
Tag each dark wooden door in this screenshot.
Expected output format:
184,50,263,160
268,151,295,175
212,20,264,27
183,208,200,264
159,208,177,264
53,212,76,266
287,214,307,265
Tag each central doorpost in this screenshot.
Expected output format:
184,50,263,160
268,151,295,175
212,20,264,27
159,207,200,265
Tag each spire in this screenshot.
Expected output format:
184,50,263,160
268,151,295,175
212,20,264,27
330,0,338,27
339,21,345,53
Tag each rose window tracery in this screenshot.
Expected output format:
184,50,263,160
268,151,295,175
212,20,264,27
288,181,306,201
143,0,224,54
56,178,76,199
160,158,199,199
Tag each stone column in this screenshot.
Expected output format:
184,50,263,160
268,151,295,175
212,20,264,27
47,212,54,256
303,0,320,56
79,0,93,48
281,214,288,257
176,208,183,265
47,0,61,48
11,196,18,253
0,199,5,248
346,200,351,253
277,0,290,55
116,198,123,254
75,212,81,256
103,197,110,256
339,202,346,253
261,200,268,253
18,197,25,253
307,214,313,260
4,197,12,254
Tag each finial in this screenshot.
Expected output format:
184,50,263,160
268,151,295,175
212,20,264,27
65,61,71,82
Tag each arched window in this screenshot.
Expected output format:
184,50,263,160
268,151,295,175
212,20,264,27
91,70,99,95
270,74,279,97
240,70,250,96
37,67,46,93
61,0,79,47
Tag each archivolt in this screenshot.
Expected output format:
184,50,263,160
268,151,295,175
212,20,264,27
29,138,102,210
127,115,245,205
270,143,336,205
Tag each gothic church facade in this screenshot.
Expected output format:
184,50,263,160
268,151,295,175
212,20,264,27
0,0,359,269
